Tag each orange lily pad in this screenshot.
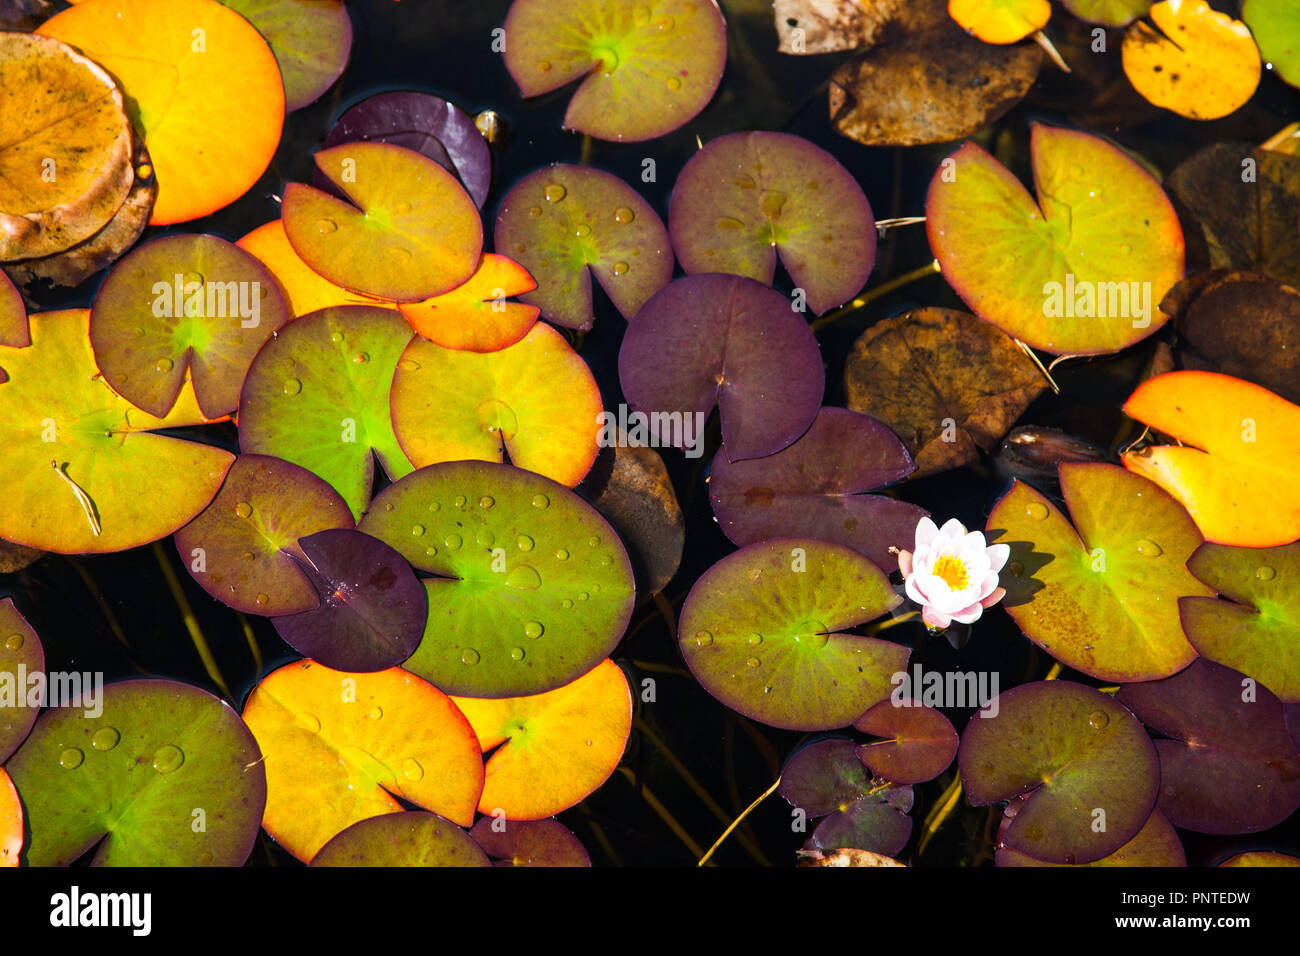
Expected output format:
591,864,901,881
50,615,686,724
0,270,26,351
948,0,1050,44
39,0,285,225
451,659,631,820
398,254,540,352
282,142,483,303
0,769,20,867
241,660,485,863
236,219,386,317
1122,371,1300,547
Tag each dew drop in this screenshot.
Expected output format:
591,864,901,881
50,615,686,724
611,261,629,276
383,502,394,511
316,218,338,234
666,77,682,91
555,548,569,560
1025,502,1049,520
59,747,84,770
1119,242,1133,255
352,351,370,364
716,216,745,230
510,647,526,661
387,247,412,263
282,378,301,395
543,183,567,203
657,16,674,29
397,358,421,372
255,593,269,606
3,633,22,651
152,744,184,774
479,495,496,510
746,656,761,668
1256,565,1277,581
454,495,467,509
411,524,425,537
476,527,496,548
748,633,762,646
155,357,174,373
506,565,542,590
234,501,253,519
1087,710,1109,730
424,546,438,559
795,619,830,650
1008,561,1025,576
134,326,146,337
532,494,550,509
600,555,613,567
633,4,651,25
444,533,463,551
461,648,480,665
694,629,713,647
528,205,542,217
1136,539,1163,557
574,223,591,238
428,501,441,512
735,174,756,189
241,551,255,563
517,535,534,552
576,591,589,601
587,536,600,548
329,330,345,344
613,206,635,224
367,706,383,720
402,757,424,781
561,598,573,609
524,621,544,639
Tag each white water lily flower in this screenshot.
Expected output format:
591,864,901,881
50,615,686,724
898,517,1010,631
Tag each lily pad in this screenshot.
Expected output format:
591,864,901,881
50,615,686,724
310,811,491,867
948,0,1050,44
619,274,824,462
237,218,387,317
390,322,601,488
494,164,673,331
1060,0,1150,27
219,0,352,111
397,254,539,352
0,31,134,260
959,680,1159,864
6,678,266,866
321,91,491,208
996,807,1185,867
779,738,914,856
1116,659,1300,834
709,407,926,573
282,142,482,302
451,658,632,819
1123,371,1300,548
1180,540,1300,703
0,539,42,574
0,598,43,763
468,816,591,867
272,528,427,673
174,454,354,617
238,305,415,520
987,465,1210,682
241,660,484,863
669,132,876,316
926,123,1184,354
853,698,959,784
91,234,291,418
0,269,26,352
677,538,908,731
39,0,284,225
0,309,235,554
502,0,727,142
0,768,19,866
844,308,1047,477
358,461,636,699
1219,851,1300,867
1243,0,1300,87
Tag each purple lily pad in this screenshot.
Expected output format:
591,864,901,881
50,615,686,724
997,808,1186,867
1116,659,1300,835
854,698,959,785
320,92,491,209
1287,703,1299,755
0,598,43,764
220,0,353,112
959,681,1159,865
495,164,673,331
780,738,913,856
468,816,591,867
271,528,426,673
709,406,926,571
619,274,823,462
669,131,877,315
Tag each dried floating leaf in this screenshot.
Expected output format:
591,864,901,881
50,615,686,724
796,847,905,867
844,308,1046,477
774,0,904,54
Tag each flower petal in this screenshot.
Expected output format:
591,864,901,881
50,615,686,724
963,530,987,552
897,549,913,577
905,574,931,607
922,605,952,629
977,571,1000,601
951,602,984,625
980,586,1007,609
939,517,967,540
986,543,1011,573
914,516,939,550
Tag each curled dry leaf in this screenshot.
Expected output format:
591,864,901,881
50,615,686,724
796,847,905,867
774,0,903,54
844,308,1047,477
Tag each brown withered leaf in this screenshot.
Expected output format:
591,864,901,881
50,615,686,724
844,308,1047,477
2,136,156,297
796,847,905,867
0,0,54,31
823,0,1041,147
1165,143,1300,289
578,435,685,605
1162,270,1300,405
0,537,42,574
774,0,906,54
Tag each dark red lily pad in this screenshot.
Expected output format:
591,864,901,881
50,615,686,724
321,91,491,209
1116,659,1300,834
997,808,1186,867
272,528,426,672
619,274,823,462
0,598,42,763
854,698,958,784
669,132,876,315
959,680,1159,864
468,816,591,867
310,811,491,867
495,164,673,331
709,406,926,572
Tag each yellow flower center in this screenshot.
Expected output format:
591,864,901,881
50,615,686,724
931,553,969,591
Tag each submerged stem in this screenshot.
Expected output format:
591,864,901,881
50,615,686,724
151,541,234,701
809,259,941,333
698,776,781,867
917,773,964,857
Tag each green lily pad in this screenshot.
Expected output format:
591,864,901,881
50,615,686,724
219,0,352,110
173,454,354,617
310,811,491,867
669,131,877,316
282,142,483,302
238,305,415,520
958,680,1159,865
5,679,266,866
997,807,1185,867
1243,0,1300,87
390,322,602,489
468,816,591,866
90,234,291,418
358,461,636,698
494,164,673,331
927,123,1184,354
0,598,42,763
1060,0,1150,27
986,463,1211,682
1180,540,1300,703
677,538,907,731
0,309,235,554
503,0,727,142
